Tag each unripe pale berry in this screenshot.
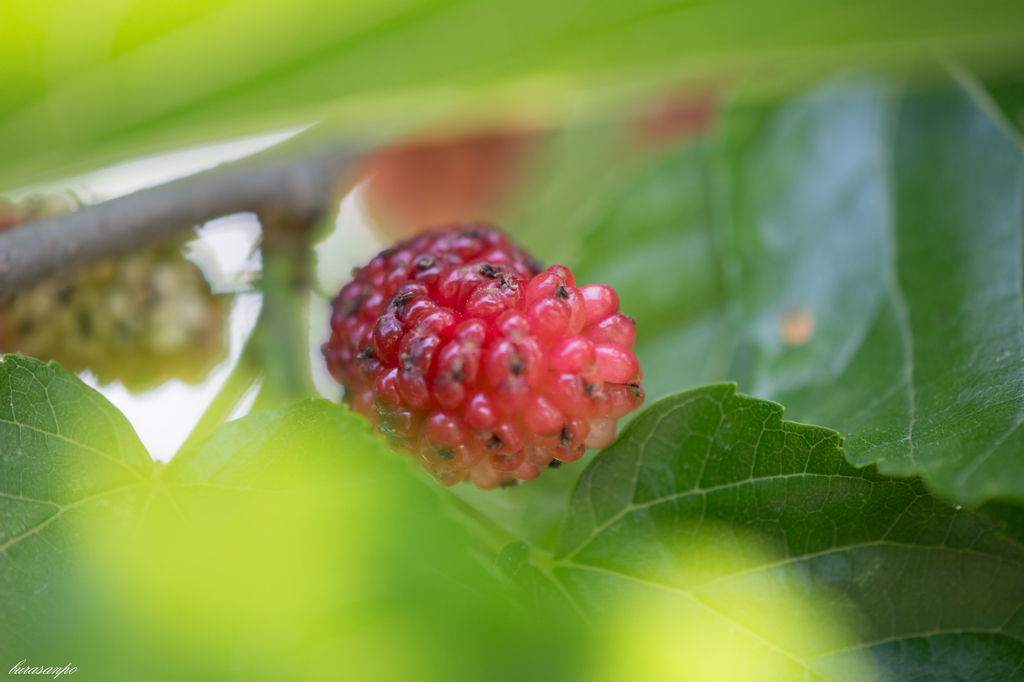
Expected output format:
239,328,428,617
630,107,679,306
0,199,230,392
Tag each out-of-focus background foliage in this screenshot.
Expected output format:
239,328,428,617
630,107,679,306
4,0,1024,191
4,1,1024,680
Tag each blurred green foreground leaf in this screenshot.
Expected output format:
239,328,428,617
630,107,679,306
0,355,584,681
3,356,1024,680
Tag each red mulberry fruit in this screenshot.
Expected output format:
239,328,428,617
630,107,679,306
323,224,644,489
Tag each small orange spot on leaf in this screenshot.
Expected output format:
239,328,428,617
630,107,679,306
779,308,815,347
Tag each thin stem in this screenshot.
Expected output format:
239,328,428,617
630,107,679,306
174,206,323,453
442,491,520,559
250,207,320,411
175,336,261,454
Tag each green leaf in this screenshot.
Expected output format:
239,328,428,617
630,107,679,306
528,385,1024,680
0,354,153,644
495,540,584,625
720,73,1024,505
0,355,586,680
558,72,1024,508
5,1,1024,189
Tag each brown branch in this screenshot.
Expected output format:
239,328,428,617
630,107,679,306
0,144,360,298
